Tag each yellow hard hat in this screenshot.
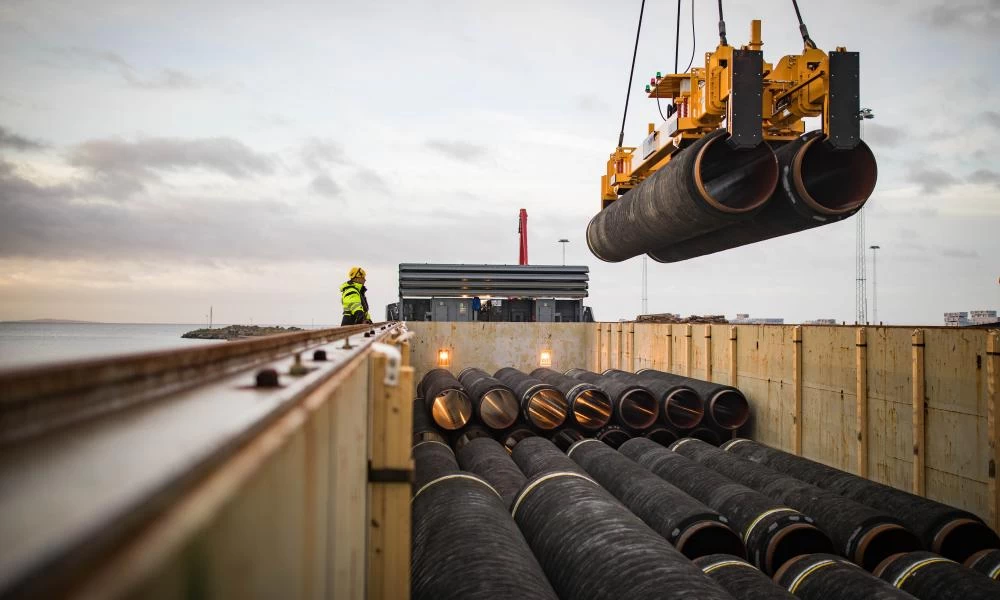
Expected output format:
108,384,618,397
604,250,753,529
348,266,366,280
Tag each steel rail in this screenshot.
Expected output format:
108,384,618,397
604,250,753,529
0,322,400,599
0,322,385,445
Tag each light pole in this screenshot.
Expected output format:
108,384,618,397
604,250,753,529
558,239,569,266
869,245,880,324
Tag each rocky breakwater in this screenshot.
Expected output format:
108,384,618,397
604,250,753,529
181,325,304,340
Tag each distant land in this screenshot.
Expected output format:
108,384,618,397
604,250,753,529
182,325,304,340
1,318,103,324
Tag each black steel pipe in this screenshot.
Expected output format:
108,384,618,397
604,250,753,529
672,438,921,570
493,368,568,431
412,466,558,600
965,548,1000,581
496,424,537,454
531,368,613,431
418,368,473,431
595,424,632,449
693,554,797,599
648,132,878,262
511,436,589,479
723,438,1000,561
413,440,460,492
413,397,446,445
568,438,745,559
619,437,833,574
634,368,750,430
565,368,660,430
602,368,704,429
644,425,680,447
773,554,914,599
511,468,736,599
456,436,528,510
586,129,778,262
873,551,1000,599
457,367,520,430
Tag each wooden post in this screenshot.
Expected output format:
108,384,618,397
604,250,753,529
368,354,414,600
729,327,738,387
594,323,602,371
627,322,636,371
684,324,693,377
912,329,926,496
705,325,713,382
666,325,674,373
792,326,803,455
855,328,869,477
987,331,999,529
616,322,624,370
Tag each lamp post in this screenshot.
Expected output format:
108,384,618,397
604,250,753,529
869,245,881,324
558,239,569,266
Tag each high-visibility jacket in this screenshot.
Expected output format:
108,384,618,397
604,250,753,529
340,281,370,323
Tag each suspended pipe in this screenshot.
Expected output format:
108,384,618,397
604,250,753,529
531,368,613,431
493,368,568,431
496,424,537,454
648,132,878,262
692,554,798,599
413,440,460,492
672,438,921,570
510,441,736,599
418,368,473,430
456,436,527,510
587,129,778,262
634,369,750,430
564,368,660,430
965,549,1000,581
643,425,680,447
568,438,745,559
773,554,914,599
723,438,1000,562
458,367,521,430
412,449,558,600
601,368,704,429
595,424,632,449
618,437,833,575
413,397,446,445
873,551,1000,599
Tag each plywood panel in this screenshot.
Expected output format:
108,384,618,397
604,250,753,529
735,325,794,451
633,323,657,371
709,324,731,385
690,325,709,381
800,326,857,472
867,327,914,491
407,322,590,380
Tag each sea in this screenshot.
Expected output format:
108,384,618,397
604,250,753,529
0,323,314,371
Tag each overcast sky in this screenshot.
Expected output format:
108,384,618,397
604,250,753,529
1,0,997,325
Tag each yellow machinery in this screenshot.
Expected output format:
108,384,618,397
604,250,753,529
601,20,862,208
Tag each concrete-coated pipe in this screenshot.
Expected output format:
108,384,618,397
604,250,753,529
418,368,473,431
649,131,877,262
773,554,913,599
632,369,749,430
565,368,660,431
413,397,446,445
965,548,1000,581
458,367,520,430
693,554,797,599
643,425,680,447
602,369,704,429
531,368,613,431
494,368,568,431
587,129,778,263
456,437,527,510
873,551,1000,599
495,424,537,454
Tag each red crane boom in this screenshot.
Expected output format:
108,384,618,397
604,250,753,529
518,208,528,265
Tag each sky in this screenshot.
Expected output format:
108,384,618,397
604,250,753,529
0,0,998,325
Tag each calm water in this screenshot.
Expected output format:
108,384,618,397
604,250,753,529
0,323,230,370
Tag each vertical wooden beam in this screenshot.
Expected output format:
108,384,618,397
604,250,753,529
792,326,803,455
368,355,413,600
594,323,602,371
729,326,738,387
684,324,693,377
705,325,713,382
987,331,999,529
666,325,674,373
616,322,624,370
627,322,636,371
912,329,926,496
856,327,869,477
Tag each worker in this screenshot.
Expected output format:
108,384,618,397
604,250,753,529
472,296,481,321
341,267,372,325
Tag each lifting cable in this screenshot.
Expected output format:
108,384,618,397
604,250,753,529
717,0,728,46
791,0,818,48
617,0,646,147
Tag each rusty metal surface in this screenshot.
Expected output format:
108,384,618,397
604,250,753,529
0,323,381,446
0,323,398,599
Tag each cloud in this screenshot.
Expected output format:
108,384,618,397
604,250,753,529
863,123,907,148
300,138,346,171
907,165,959,194
985,111,1000,129
577,95,610,113
940,247,980,259
425,139,488,162
68,136,277,197
968,168,1000,186
918,1,1000,34
0,125,47,151
62,47,205,90
309,173,342,198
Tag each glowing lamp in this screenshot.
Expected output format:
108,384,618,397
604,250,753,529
539,349,552,368
437,349,451,368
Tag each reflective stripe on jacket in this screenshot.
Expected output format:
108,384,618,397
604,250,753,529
340,281,370,320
